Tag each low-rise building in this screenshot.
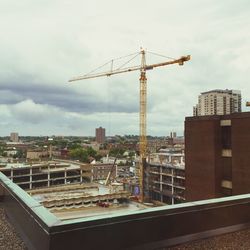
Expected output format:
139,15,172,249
91,163,116,181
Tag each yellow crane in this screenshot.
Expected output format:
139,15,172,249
69,49,190,202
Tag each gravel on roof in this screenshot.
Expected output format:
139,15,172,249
167,228,250,250
0,204,27,250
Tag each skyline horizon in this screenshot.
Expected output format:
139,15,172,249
0,132,185,138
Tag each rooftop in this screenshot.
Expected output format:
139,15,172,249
2,201,250,250
200,89,241,95
2,165,250,249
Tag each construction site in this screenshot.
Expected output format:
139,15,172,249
69,49,190,203
2,49,250,250
0,160,148,220
0,50,194,249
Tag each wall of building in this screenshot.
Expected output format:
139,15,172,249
185,116,222,201
185,112,250,202
92,163,116,181
10,132,19,142
232,116,250,195
95,127,105,144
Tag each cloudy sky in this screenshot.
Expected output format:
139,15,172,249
1,0,250,136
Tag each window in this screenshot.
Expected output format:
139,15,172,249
221,126,231,149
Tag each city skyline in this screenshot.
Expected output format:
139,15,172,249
1,1,250,136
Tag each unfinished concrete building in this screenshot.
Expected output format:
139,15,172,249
0,162,92,190
146,148,185,204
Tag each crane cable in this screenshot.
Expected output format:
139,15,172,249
116,52,141,70
82,50,177,78
147,51,176,60
85,51,140,76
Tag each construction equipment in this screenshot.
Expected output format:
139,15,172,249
69,49,190,202
105,157,117,186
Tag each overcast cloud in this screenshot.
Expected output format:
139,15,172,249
1,0,250,136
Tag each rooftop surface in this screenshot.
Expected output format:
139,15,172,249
0,205,27,250
2,200,250,250
168,229,250,250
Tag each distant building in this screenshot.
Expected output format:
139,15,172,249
26,150,48,160
82,142,100,151
10,132,19,142
95,127,105,144
0,162,92,190
170,132,177,138
193,89,241,116
91,163,116,181
185,112,250,202
173,136,185,145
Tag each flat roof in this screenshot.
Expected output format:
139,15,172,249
0,161,79,170
201,89,241,95
186,111,250,121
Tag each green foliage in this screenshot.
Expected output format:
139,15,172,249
109,148,125,158
0,146,5,156
51,139,68,148
13,150,25,159
128,151,135,158
69,146,98,163
69,148,88,162
68,143,81,150
86,147,97,157
2,152,7,157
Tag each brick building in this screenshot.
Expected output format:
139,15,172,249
185,112,250,201
10,132,19,142
95,127,105,144
92,163,116,181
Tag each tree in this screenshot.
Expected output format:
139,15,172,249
86,147,97,158
128,151,135,159
109,148,125,158
2,152,7,157
69,148,88,162
13,150,25,159
69,147,98,163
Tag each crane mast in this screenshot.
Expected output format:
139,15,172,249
139,50,147,202
69,49,190,203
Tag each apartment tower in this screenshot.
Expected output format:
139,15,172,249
10,132,19,142
95,127,105,144
193,89,241,116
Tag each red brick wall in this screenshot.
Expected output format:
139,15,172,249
232,117,250,195
185,117,221,201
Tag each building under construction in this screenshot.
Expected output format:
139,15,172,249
0,161,147,220
146,148,185,204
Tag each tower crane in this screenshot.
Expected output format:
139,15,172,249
69,49,190,202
